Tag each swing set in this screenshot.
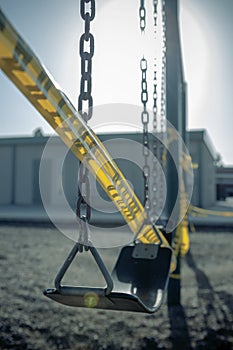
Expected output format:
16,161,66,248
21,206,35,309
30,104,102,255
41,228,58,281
0,0,177,313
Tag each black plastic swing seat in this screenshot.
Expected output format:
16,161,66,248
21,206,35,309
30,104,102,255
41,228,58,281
44,243,172,313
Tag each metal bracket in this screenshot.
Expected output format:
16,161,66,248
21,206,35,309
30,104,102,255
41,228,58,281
132,243,159,260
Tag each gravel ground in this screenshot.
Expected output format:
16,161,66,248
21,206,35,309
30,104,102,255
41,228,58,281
0,225,233,350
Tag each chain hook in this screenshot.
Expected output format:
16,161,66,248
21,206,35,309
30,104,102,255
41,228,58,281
77,216,90,252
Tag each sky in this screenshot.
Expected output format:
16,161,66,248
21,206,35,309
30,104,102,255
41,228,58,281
0,0,233,165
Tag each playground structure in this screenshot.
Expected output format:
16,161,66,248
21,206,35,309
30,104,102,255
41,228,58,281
0,0,193,311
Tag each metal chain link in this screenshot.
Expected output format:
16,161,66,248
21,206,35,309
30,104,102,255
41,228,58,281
151,0,159,223
139,0,167,223
159,0,167,211
139,0,146,32
76,163,91,222
152,0,158,129
160,0,166,134
76,0,95,229
140,57,151,213
78,0,95,122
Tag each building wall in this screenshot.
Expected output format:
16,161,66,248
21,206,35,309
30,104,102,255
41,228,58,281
15,144,44,205
0,137,52,206
188,130,216,208
188,140,200,206
216,167,233,199
0,145,13,205
201,142,216,208
0,130,218,217
0,134,145,212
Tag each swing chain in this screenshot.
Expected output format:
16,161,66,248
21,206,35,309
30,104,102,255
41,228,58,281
151,0,159,222
158,0,167,211
140,57,151,213
78,0,95,122
76,163,91,223
160,0,166,133
152,0,158,128
139,0,146,32
76,0,96,233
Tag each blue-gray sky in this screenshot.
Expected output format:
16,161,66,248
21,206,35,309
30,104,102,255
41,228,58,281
0,0,232,165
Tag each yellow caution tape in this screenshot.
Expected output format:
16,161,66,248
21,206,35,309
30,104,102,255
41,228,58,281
161,127,178,166
180,151,193,175
0,9,174,260
172,176,190,258
189,205,233,218
179,179,190,257
189,222,196,233
172,216,190,258
179,219,190,257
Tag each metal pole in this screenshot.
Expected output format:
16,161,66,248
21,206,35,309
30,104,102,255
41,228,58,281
164,0,186,305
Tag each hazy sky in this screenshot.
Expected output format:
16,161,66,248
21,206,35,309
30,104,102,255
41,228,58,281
0,0,232,165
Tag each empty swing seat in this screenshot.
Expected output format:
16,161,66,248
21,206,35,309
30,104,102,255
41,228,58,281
44,242,172,313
